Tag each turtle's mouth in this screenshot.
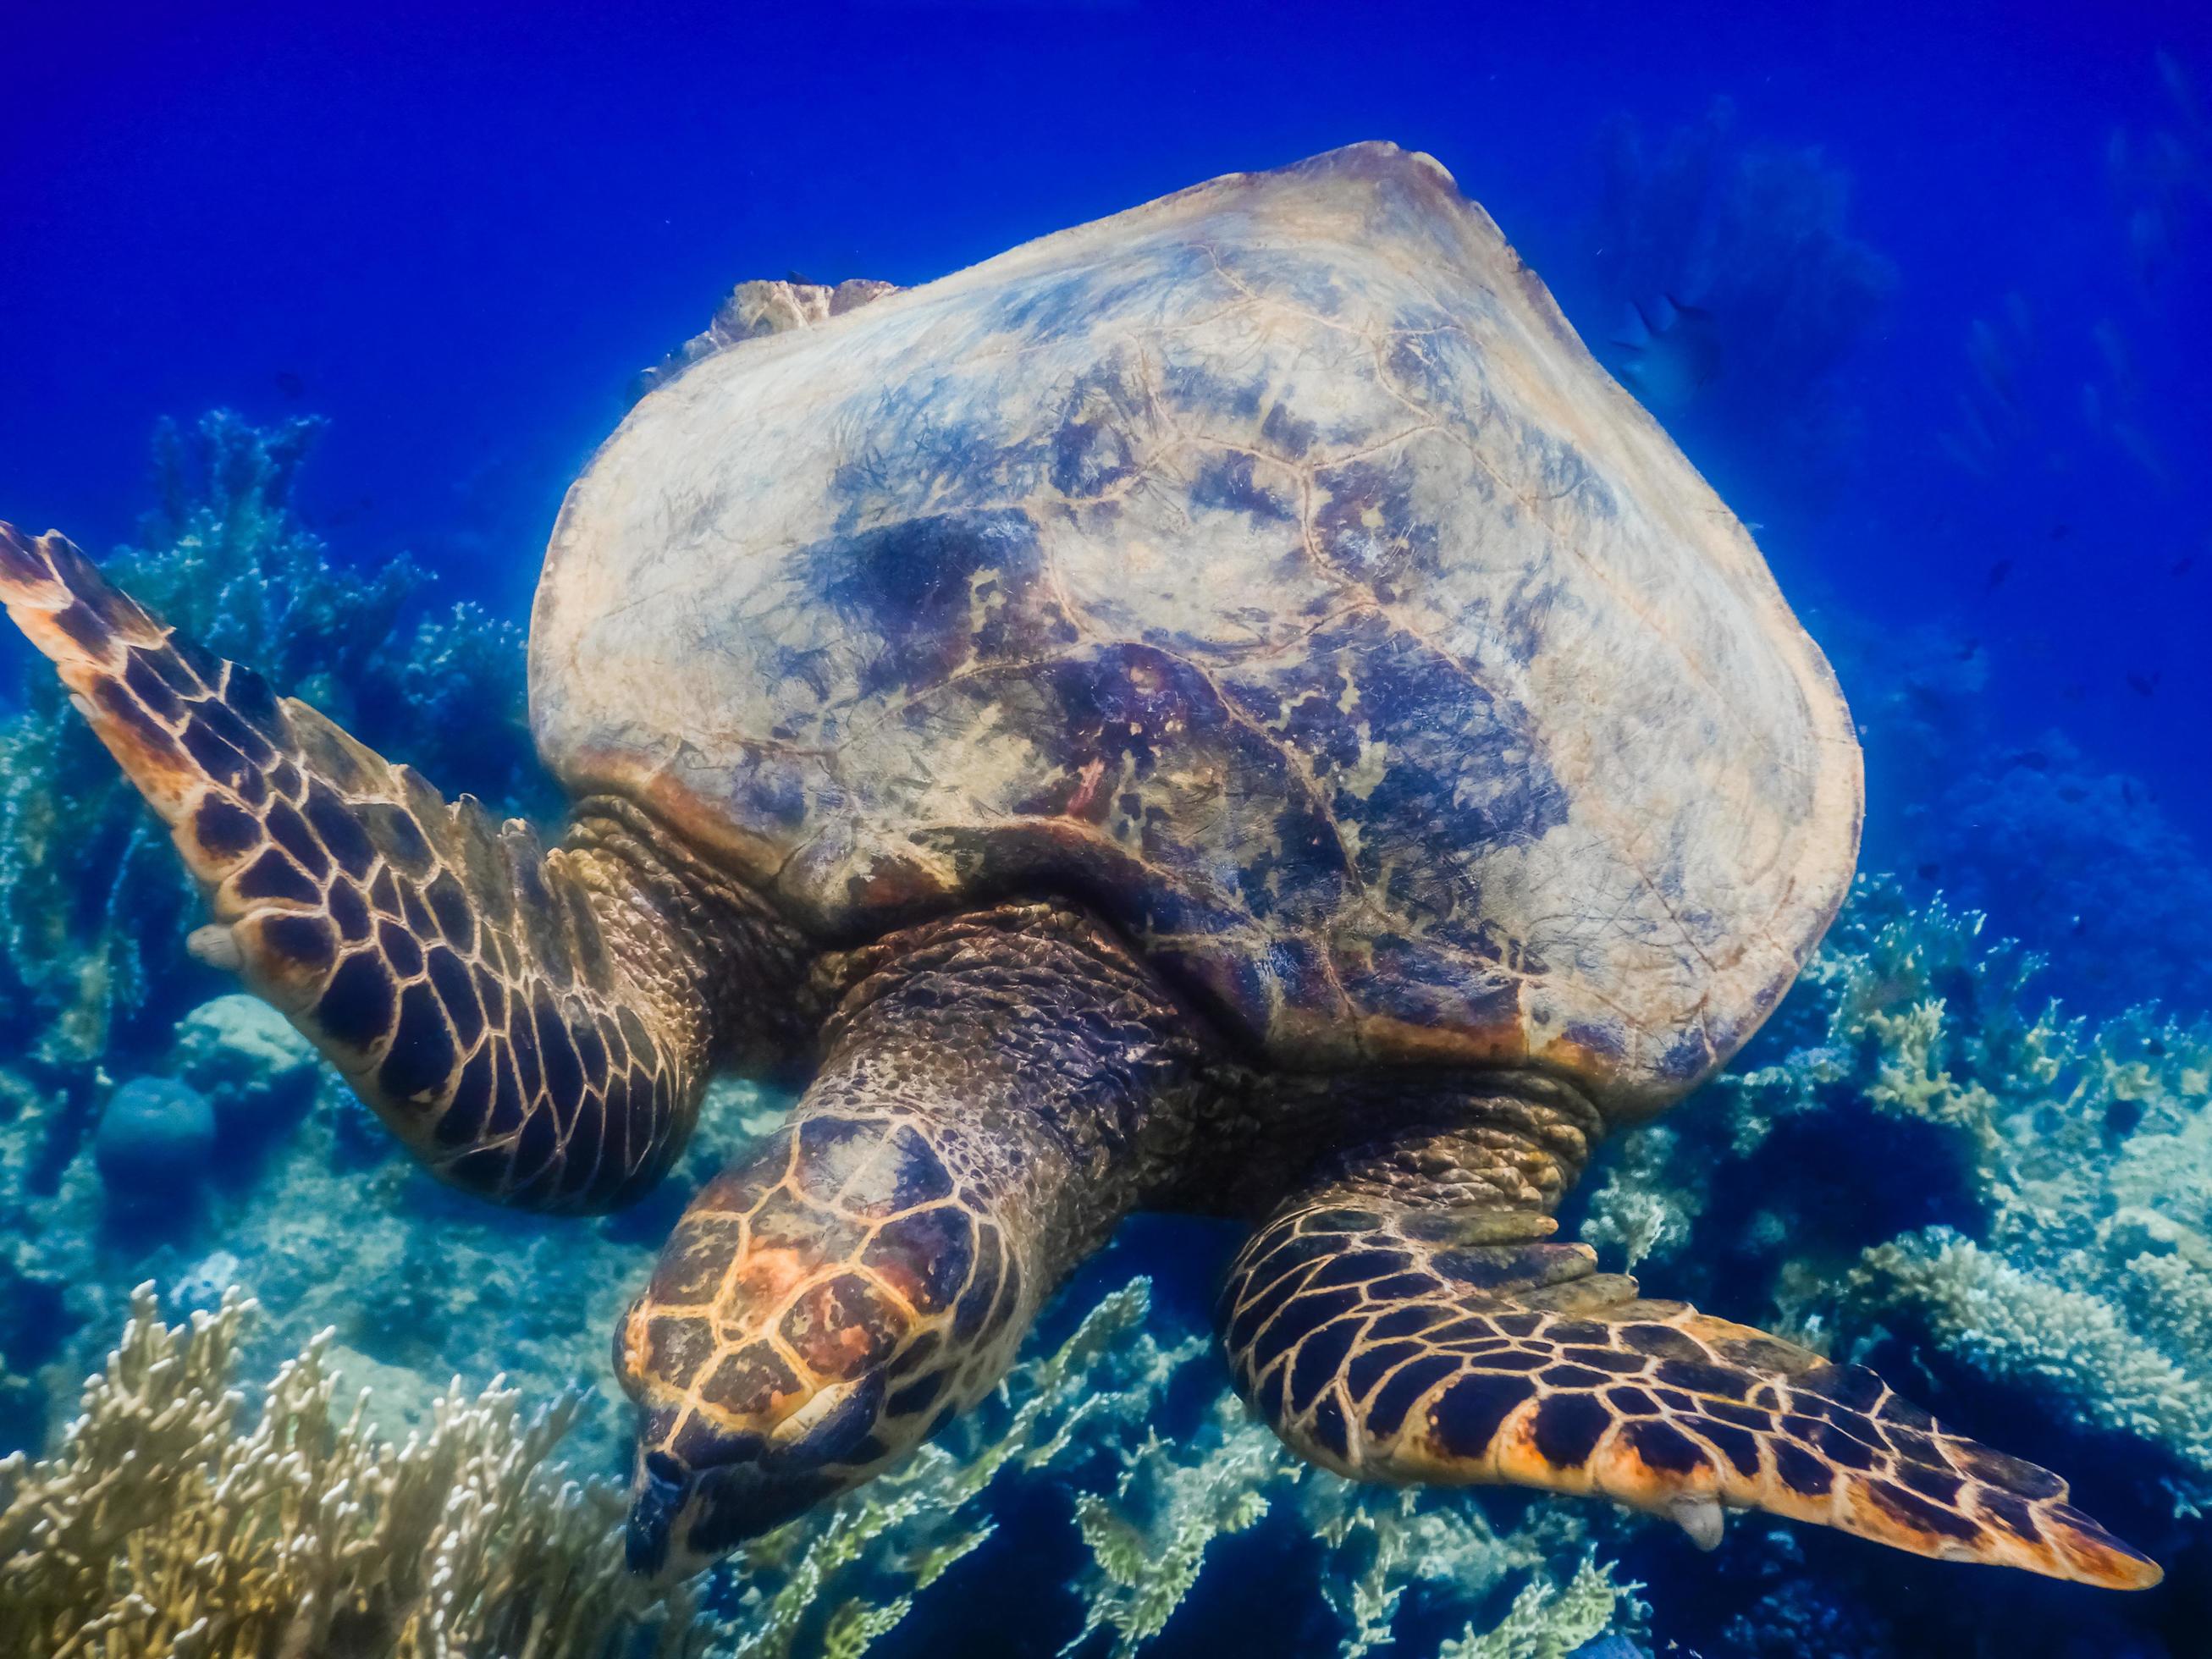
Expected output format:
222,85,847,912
624,1449,840,1580
623,1372,893,1578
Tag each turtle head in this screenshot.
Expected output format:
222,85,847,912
614,1115,1023,1578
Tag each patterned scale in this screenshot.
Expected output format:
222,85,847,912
0,522,695,1210
1220,1204,2160,1589
616,1104,1028,1551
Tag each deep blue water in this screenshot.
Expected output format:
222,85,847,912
5,0,2207,845
3,3,2210,1656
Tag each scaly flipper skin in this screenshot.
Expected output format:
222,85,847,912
615,902,1209,1578
0,522,798,1210
1222,1195,2162,1590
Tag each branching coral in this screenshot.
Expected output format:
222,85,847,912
1440,1558,1638,1659
1056,1337,1642,1658
1,1271,1645,1659
703,1277,1200,1659
0,1284,687,1659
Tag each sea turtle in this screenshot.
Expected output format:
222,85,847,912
0,142,2158,1590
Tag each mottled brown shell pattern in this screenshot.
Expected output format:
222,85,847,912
535,141,1862,1122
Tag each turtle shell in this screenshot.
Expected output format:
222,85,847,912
532,142,1862,1121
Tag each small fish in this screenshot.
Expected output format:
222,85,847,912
1985,559,2014,592
2126,670,2161,697
274,370,306,400
1957,637,1981,660
2048,521,2072,541
2173,554,2196,576
2008,749,2049,771
2062,680,2088,702
1917,862,1942,881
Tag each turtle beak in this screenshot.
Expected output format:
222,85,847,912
623,1452,691,1578
622,1374,890,1580
623,1445,843,1581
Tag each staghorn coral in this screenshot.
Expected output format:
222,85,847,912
0,1276,1211,1659
0,1283,690,1659
1440,1558,1638,1659
701,1277,1199,1659
1063,1390,1288,1657
1058,1348,1643,1658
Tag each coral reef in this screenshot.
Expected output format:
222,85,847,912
0,1284,687,1659
1580,874,2211,1649
1901,735,2212,1015
0,984,778,1463
0,1276,1647,1659
0,406,560,1458
0,409,1653,1657
8,408,2202,1654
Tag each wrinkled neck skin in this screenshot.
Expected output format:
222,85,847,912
1210,1071,1605,1224
558,796,818,1074
604,833,1608,1579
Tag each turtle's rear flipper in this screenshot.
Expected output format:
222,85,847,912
0,521,725,1211
1221,1202,2163,1590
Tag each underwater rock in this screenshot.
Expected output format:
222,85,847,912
92,1077,216,1197
167,1248,245,1315
172,992,320,1143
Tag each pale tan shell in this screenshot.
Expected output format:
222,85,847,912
531,142,1862,1121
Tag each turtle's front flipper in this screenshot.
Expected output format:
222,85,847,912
0,523,801,1210
1221,1131,2161,1590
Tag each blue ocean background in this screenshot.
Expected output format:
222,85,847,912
3,3,2209,1656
